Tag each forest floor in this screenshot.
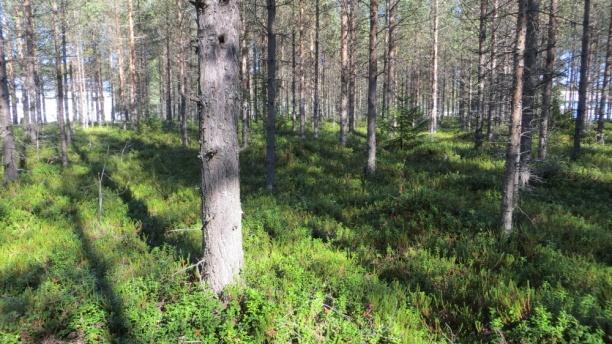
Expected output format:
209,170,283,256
0,120,610,343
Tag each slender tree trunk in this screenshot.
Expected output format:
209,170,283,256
165,12,173,123
486,0,498,141
51,0,69,167
240,17,250,148
313,0,320,138
61,0,71,142
291,29,296,130
178,34,188,145
501,0,527,233
97,54,105,124
538,0,558,159
518,0,540,187
340,0,349,144
113,0,126,122
6,28,18,125
430,0,439,134
194,0,244,294
39,79,46,124
0,17,19,182
596,4,612,144
473,0,486,147
383,0,397,123
348,0,356,132
23,0,38,144
366,0,378,175
572,0,591,159
265,0,277,190
127,0,139,126
298,1,306,139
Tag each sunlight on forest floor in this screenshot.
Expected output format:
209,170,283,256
1,121,610,343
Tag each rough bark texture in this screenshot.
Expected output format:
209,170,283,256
194,0,244,294
596,4,612,144
501,0,527,234
265,0,277,190
430,0,439,134
538,0,557,159
0,18,19,182
572,0,591,160
518,0,539,187
366,0,378,176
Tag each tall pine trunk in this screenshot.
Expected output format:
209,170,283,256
51,0,69,167
0,16,19,182
572,0,591,159
538,0,557,159
596,4,611,144
501,0,527,234
473,0,486,147
430,0,439,134
339,0,349,145
127,0,139,126
194,0,244,293
313,0,320,138
518,0,539,187
366,0,378,175
265,0,277,190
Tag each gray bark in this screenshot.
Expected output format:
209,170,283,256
430,0,439,134
501,0,527,234
313,0,320,139
538,0,557,159
0,15,19,182
518,0,539,187
23,0,38,144
194,0,244,294
473,0,486,146
340,0,349,145
52,0,69,167
266,0,277,190
366,0,378,175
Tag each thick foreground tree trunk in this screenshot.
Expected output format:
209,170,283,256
194,0,244,294
501,0,527,234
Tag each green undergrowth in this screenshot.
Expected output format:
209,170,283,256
1,120,610,343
